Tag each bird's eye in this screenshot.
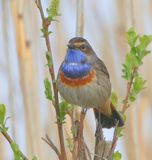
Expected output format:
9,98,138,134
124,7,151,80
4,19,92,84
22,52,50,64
80,45,86,50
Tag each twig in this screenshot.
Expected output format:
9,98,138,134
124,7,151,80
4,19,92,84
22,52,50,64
84,141,92,160
34,1,67,159
108,126,118,158
77,109,87,159
74,0,89,159
94,124,109,160
76,0,84,36
122,68,137,113
109,68,137,158
42,135,61,159
1,131,28,160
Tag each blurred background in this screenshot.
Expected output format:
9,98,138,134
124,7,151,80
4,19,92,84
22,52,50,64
0,0,152,159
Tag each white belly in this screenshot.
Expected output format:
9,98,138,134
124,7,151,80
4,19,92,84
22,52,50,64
57,77,111,108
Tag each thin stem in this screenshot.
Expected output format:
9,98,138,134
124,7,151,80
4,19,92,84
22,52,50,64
84,141,92,160
42,135,61,160
76,0,84,36
108,0,137,156
77,109,87,159
1,130,28,160
122,68,137,113
35,1,67,159
109,68,137,158
75,0,88,159
108,127,118,158
94,124,110,160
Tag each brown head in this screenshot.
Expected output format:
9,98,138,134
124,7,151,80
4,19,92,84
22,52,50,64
67,37,95,55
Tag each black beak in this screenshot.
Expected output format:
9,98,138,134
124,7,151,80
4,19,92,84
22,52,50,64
67,43,75,49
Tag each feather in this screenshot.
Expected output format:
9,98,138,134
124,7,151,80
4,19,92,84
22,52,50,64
61,49,92,78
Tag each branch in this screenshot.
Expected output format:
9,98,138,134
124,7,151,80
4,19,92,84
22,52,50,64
77,109,87,159
34,1,67,159
84,141,92,160
74,0,89,159
42,135,61,159
122,68,137,113
94,124,111,160
109,68,138,158
1,130,29,160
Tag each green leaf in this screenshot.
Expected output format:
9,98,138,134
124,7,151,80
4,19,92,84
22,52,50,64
129,76,146,102
44,78,52,100
41,27,45,33
111,92,118,107
41,27,46,35
138,35,152,53
11,142,23,160
48,31,53,35
58,100,70,123
129,95,136,102
113,151,122,160
126,28,138,47
116,112,126,137
71,124,77,138
123,28,152,104
122,53,138,80
32,156,38,160
66,136,74,151
46,52,52,67
46,0,60,22
121,112,127,123
116,127,123,137
125,28,152,67
133,76,146,94
126,54,138,69
136,35,152,65
0,104,6,125
41,27,52,37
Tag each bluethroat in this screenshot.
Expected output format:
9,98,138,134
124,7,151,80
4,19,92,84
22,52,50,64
57,37,124,128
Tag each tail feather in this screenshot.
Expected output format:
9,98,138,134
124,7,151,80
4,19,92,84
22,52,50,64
93,105,124,129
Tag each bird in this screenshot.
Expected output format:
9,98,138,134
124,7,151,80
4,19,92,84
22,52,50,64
57,37,124,128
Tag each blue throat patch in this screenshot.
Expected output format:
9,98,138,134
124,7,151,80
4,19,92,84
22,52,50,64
61,49,92,79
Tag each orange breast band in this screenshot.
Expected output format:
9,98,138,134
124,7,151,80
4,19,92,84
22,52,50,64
59,70,96,87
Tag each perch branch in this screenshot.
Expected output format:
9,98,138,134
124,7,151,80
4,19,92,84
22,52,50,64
77,109,87,159
74,0,89,159
34,1,67,159
84,141,92,160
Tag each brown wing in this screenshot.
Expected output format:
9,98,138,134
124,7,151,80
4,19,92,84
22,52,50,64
93,57,110,79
